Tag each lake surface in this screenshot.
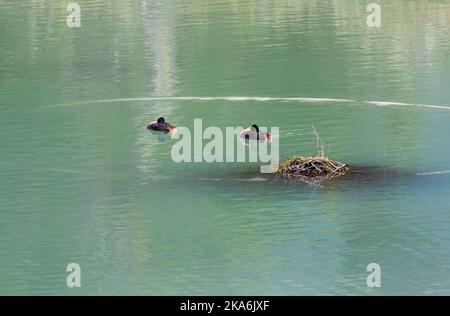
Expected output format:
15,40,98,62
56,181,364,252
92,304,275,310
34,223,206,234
0,0,449,295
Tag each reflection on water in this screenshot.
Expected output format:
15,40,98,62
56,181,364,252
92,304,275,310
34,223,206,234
0,1,449,295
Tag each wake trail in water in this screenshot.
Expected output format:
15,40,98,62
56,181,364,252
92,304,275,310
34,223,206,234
0,160,95,176
366,101,450,111
47,96,352,107
415,170,450,176
46,96,450,111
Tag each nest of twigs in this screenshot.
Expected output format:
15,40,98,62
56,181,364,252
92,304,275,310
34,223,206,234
277,156,350,180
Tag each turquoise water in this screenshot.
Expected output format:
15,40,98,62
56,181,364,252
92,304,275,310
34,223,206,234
0,1,449,295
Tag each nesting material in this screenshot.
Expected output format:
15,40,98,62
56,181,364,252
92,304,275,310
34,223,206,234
277,156,350,180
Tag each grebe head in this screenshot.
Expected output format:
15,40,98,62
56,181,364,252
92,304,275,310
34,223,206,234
251,124,259,133
157,117,165,124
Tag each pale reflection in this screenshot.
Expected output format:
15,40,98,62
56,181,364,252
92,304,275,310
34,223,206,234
136,0,178,175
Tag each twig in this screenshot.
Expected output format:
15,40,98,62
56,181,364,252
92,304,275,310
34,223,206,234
312,125,325,157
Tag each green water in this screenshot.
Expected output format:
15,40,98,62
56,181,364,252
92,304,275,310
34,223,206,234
1,0,450,295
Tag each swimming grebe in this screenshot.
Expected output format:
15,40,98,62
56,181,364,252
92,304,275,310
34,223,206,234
146,117,177,133
240,124,271,142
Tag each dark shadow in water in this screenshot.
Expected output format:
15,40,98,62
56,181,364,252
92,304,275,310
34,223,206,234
193,165,420,190
327,166,412,185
